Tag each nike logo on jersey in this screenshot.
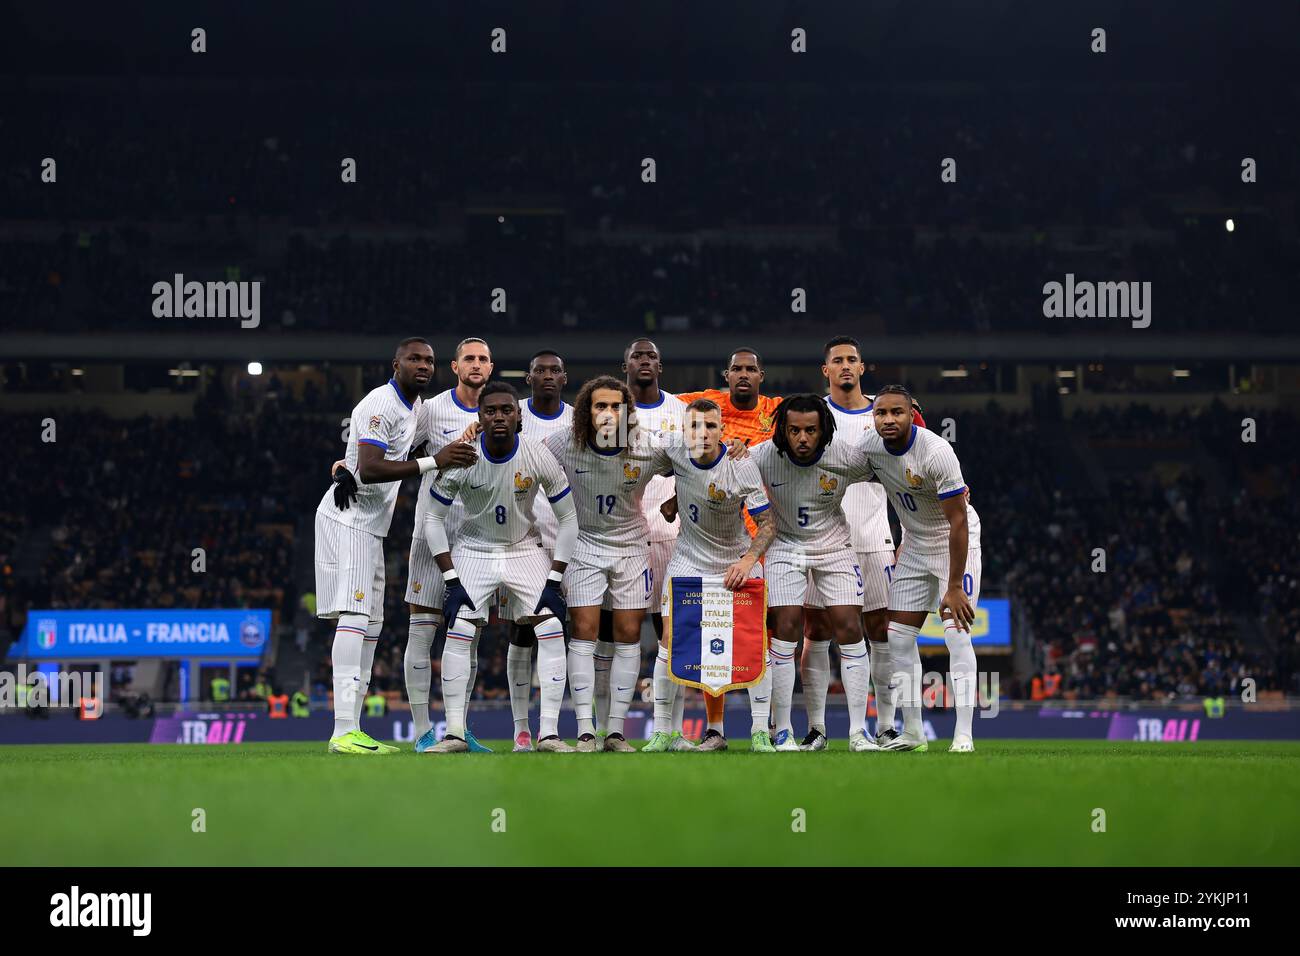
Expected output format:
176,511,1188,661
442,428,457,434
576,469,591,474
471,482,487,489
771,481,787,487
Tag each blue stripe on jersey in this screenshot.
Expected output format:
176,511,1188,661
586,440,621,457
788,446,826,467
480,434,519,463
636,393,666,409
388,379,413,410
937,486,967,500
358,438,389,450
746,502,770,517
826,398,871,415
885,425,918,456
430,489,453,505
450,390,478,413
547,485,572,503
670,577,703,674
689,445,727,470
527,399,567,420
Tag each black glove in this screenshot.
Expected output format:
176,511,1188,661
442,574,476,629
332,468,359,510
533,576,568,623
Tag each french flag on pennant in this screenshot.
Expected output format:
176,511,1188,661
666,576,768,696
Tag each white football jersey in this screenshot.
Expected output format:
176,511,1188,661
750,436,875,556
316,379,423,537
827,396,894,553
542,430,660,557
416,388,482,540
858,425,981,555
521,399,573,549
661,442,769,574
633,391,688,543
430,434,570,552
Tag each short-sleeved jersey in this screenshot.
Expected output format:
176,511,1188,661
662,442,770,574
317,379,423,537
542,431,660,556
826,396,895,553
632,390,689,543
750,436,876,557
858,425,981,555
416,388,482,540
430,434,571,552
521,399,573,549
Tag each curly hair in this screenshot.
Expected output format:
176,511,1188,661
571,375,637,451
771,394,836,458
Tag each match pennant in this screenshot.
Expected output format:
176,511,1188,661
665,576,768,696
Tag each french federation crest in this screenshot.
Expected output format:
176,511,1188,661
665,577,767,696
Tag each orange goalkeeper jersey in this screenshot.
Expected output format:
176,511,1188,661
675,389,783,448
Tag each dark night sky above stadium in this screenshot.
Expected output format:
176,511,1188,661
3,1,1297,84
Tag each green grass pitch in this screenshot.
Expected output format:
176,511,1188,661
3,739,1297,866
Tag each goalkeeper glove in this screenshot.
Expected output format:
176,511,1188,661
533,570,568,624
441,571,476,629
333,467,359,510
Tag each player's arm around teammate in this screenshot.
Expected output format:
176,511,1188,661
753,395,883,752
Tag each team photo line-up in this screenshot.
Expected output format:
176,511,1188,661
315,334,982,755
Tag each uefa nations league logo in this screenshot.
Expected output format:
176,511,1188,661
37,619,57,650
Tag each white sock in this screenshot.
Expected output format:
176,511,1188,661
404,613,438,740
465,632,480,707
331,614,368,738
671,684,686,733
801,639,831,735
593,640,615,733
353,619,382,725
441,616,477,740
944,619,978,739
748,669,772,736
535,617,567,739
887,622,923,737
507,643,533,735
607,642,641,736
769,638,798,736
869,638,895,735
652,646,676,734
567,638,596,737
840,640,871,737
